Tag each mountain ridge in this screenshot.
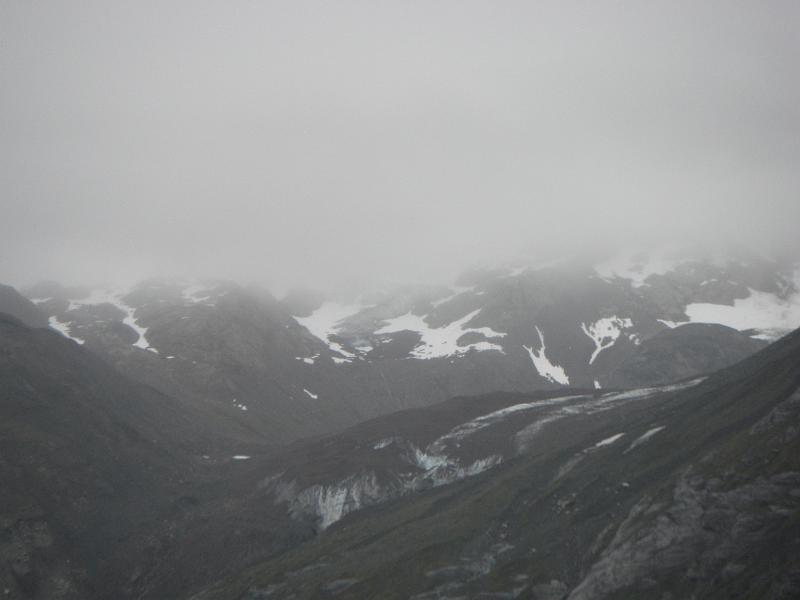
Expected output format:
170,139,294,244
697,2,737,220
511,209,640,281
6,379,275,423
15,249,796,445
190,325,800,599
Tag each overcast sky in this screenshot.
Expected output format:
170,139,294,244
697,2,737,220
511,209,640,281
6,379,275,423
2,1,799,292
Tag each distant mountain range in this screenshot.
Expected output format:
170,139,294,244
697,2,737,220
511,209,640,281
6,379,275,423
2,246,800,599
4,247,798,444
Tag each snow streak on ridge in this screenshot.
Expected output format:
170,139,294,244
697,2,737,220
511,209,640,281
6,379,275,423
524,326,570,385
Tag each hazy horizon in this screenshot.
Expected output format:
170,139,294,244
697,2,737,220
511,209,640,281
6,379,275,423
3,1,799,292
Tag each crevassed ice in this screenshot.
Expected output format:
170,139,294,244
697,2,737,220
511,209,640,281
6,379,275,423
289,472,384,530
287,449,503,530
429,394,588,453
515,379,702,451
375,309,506,359
410,446,451,471
405,445,503,488
275,383,691,532
524,326,569,385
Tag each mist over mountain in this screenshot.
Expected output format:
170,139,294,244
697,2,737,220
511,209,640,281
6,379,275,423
2,1,800,291
3,2,800,599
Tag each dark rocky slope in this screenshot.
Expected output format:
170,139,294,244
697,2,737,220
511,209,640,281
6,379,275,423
0,313,282,600
192,327,800,600
606,322,764,387
0,284,48,328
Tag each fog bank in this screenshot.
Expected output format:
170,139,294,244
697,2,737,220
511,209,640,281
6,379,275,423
2,1,799,291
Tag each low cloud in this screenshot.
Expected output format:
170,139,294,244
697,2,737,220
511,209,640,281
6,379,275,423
2,1,799,292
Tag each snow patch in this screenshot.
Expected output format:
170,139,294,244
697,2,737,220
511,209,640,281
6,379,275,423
294,302,364,361
372,438,397,450
657,319,687,329
374,309,506,359
48,315,85,345
625,426,666,452
122,308,156,352
684,286,800,340
594,433,625,448
181,283,224,305
524,326,570,385
66,288,157,353
353,341,373,354
581,317,633,364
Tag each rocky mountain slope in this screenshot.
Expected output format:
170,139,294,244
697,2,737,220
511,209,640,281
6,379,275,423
0,284,48,328
17,248,800,443
0,313,283,600
192,325,800,600
286,247,797,390
4,251,800,598
20,280,371,444
19,248,797,443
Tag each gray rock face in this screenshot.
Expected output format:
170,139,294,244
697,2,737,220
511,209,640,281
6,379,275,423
0,314,192,599
606,323,764,387
0,313,297,600
189,327,800,600
19,280,370,444
750,388,800,439
568,470,800,599
0,284,48,328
